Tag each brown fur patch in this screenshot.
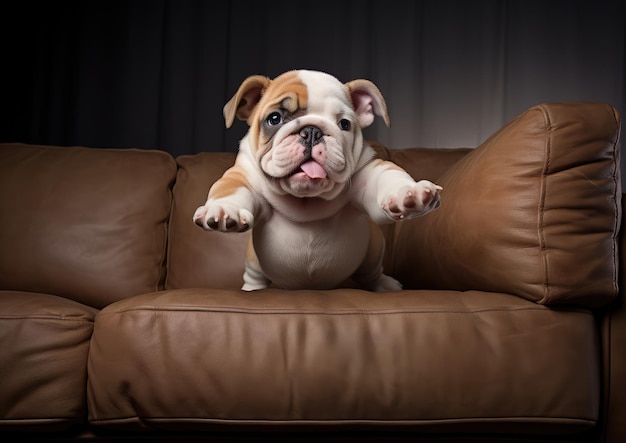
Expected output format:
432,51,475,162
248,71,309,148
370,158,405,172
262,71,308,114
208,165,251,200
382,160,406,172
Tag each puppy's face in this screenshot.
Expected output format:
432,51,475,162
224,70,390,199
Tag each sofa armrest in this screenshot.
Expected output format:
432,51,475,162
603,193,626,442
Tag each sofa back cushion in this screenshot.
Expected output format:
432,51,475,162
392,103,622,307
167,152,249,290
0,144,176,308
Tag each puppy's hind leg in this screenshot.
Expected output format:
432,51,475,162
352,223,402,292
241,236,271,291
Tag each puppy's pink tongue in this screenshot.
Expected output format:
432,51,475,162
300,160,327,179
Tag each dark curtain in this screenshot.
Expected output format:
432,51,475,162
1,0,625,161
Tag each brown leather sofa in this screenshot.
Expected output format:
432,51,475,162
1,102,624,443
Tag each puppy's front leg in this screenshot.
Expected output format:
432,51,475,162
353,160,442,224
241,237,271,291
193,165,259,233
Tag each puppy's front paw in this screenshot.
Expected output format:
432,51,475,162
193,204,254,232
382,180,442,221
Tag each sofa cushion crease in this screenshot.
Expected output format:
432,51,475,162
85,416,598,436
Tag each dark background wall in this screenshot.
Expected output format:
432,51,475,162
1,0,624,160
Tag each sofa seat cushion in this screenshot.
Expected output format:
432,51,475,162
88,289,599,435
0,291,97,431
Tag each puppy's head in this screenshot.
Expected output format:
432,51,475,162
224,70,390,199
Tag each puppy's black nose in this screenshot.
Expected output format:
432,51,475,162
299,126,323,149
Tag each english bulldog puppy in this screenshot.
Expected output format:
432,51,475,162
193,70,441,291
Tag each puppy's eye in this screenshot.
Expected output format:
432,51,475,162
266,112,283,126
338,119,351,131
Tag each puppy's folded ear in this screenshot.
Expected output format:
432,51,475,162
223,75,272,128
345,79,391,129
